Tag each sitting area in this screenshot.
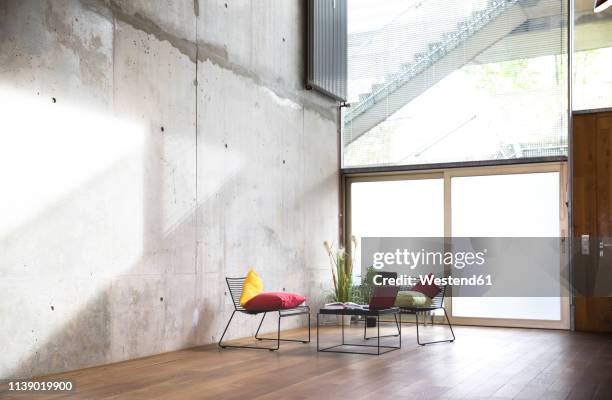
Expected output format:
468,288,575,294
219,269,454,354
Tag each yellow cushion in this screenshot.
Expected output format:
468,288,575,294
239,269,263,306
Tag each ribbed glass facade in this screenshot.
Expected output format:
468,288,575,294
343,0,576,168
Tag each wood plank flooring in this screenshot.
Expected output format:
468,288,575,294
1,324,612,399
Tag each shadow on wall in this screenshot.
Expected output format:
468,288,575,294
0,87,248,380
0,82,335,380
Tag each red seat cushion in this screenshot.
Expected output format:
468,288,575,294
243,292,305,312
411,273,441,299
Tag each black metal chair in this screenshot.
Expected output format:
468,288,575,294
400,285,455,346
363,283,455,346
218,277,310,351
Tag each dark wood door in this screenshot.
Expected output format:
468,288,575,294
573,110,612,332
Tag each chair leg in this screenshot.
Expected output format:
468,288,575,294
443,307,456,342
316,313,319,351
307,311,311,343
416,308,455,346
416,311,422,345
255,312,267,340
394,313,401,333
274,311,281,351
397,313,401,347
218,310,236,349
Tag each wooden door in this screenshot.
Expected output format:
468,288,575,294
573,110,612,332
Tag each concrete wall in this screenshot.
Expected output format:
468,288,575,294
0,0,339,379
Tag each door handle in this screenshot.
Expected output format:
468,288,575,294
599,240,612,256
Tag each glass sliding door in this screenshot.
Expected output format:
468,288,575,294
450,171,566,326
346,163,569,329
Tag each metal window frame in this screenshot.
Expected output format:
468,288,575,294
342,160,570,330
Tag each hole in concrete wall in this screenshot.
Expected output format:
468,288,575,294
224,143,228,149
160,126,165,132
50,306,54,311
224,3,228,8
51,97,56,103
160,297,164,302
282,37,286,42
282,160,286,164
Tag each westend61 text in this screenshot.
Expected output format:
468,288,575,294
374,274,493,287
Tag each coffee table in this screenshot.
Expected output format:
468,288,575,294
316,307,401,355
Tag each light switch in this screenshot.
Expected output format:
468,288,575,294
581,234,590,255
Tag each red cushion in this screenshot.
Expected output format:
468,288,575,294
243,292,305,312
412,273,441,299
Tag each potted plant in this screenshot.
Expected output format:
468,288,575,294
362,266,379,327
324,237,356,326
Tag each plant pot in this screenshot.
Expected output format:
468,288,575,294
336,315,352,326
366,317,377,328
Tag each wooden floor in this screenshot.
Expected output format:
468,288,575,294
2,324,612,400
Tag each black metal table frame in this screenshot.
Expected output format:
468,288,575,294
316,308,401,355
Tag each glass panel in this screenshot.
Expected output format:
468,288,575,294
573,1,612,111
451,172,562,320
343,0,568,168
350,178,444,281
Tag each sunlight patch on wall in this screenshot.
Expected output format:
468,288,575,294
0,86,147,378
0,86,145,239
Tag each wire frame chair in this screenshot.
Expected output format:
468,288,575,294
363,283,455,346
218,277,310,351
399,284,455,346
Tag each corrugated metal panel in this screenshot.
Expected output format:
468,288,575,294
307,0,347,101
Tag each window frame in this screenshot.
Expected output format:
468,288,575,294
343,161,570,329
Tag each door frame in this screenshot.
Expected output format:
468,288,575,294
344,161,570,330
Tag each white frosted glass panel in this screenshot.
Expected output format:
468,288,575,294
350,179,444,281
452,173,559,237
351,179,444,237
451,172,561,320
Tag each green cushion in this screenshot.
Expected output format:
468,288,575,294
394,290,432,308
